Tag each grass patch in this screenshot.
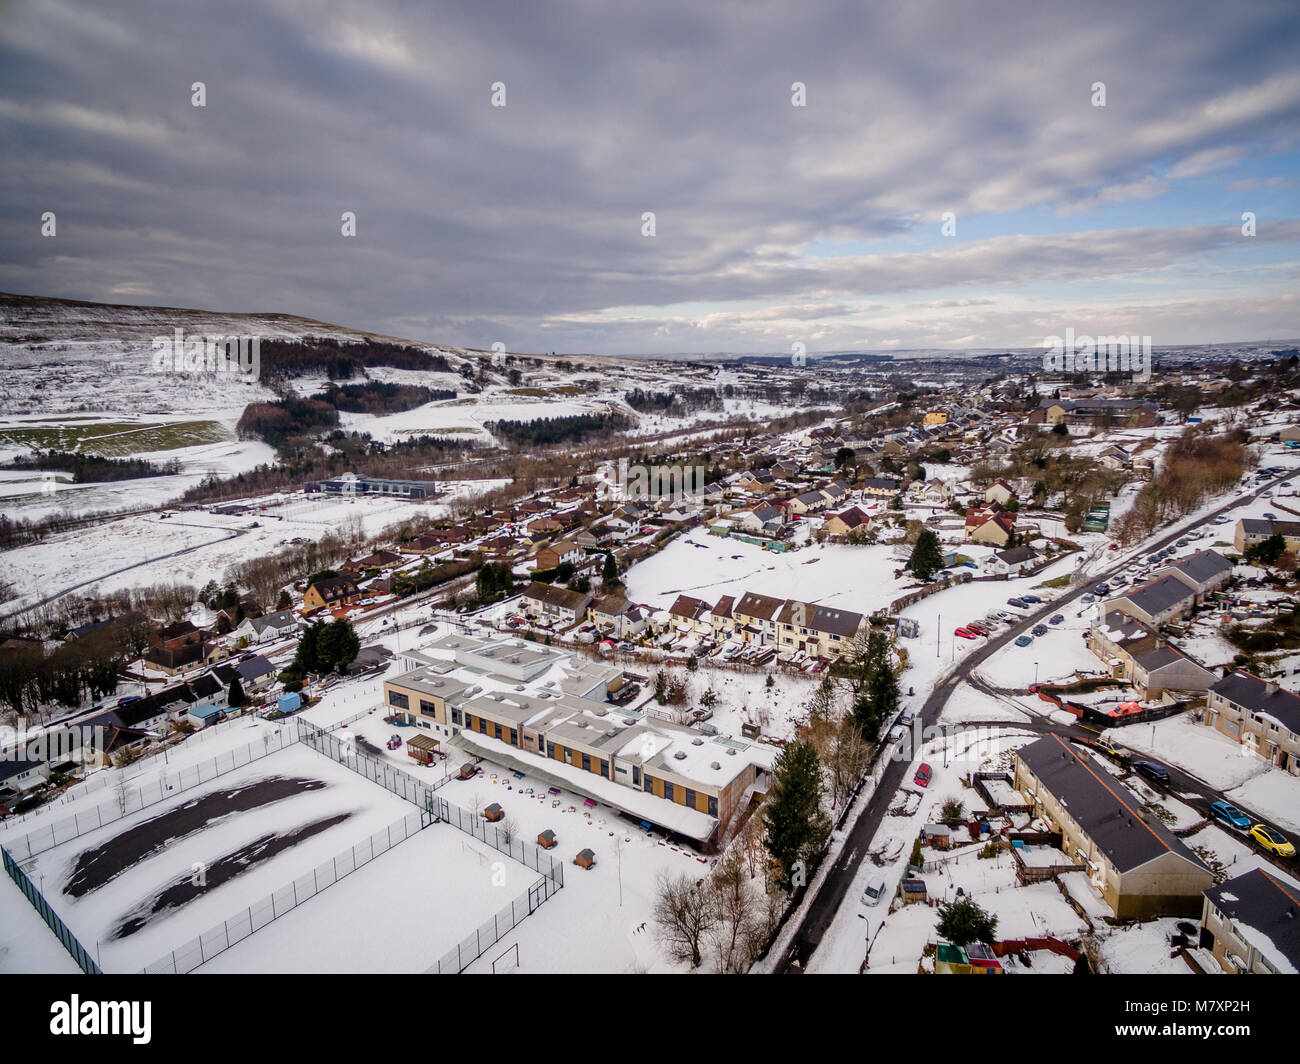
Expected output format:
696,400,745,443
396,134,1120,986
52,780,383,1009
0,420,228,457
1036,574,1071,588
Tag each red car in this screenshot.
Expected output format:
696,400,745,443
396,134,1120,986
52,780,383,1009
966,621,991,636
914,763,932,787
954,626,977,639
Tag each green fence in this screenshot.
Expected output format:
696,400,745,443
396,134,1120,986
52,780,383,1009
1,845,101,974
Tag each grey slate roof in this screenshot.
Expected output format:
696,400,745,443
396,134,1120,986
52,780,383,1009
1205,869,1300,972
1115,574,1195,618
1211,670,1300,733
1017,735,1207,875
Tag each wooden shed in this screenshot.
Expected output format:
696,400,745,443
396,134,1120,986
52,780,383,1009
483,803,504,822
574,848,596,869
537,829,557,850
901,879,928,906
407,734,441,766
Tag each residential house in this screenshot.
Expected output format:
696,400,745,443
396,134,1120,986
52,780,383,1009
520,582,593,628
303,577,362,611
1234,518,1300,555
1014,735,1214,918
1201,868,1300,974
1203,670,1300,772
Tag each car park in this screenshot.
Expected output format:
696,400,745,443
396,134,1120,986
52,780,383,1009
1049,613,1064,625
1133,760,1170,785
1249,824,1295,858
1210,801,1252,831
1014,635,1033,647
913,763,932,787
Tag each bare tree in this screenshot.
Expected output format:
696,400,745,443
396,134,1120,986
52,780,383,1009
708,851,761,973
826,719,872,807
652,870,715,969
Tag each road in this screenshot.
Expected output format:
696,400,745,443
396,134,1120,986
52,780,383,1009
774,461,1300,972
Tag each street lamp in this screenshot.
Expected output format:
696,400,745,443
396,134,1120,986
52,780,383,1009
1034,661,1039,686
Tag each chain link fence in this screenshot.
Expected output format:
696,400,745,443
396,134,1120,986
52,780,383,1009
1,725,300,861
1,844,101,974
141,811,423,974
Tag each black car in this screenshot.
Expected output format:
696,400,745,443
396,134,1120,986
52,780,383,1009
1133,760,1170,785
1032,624,1049,637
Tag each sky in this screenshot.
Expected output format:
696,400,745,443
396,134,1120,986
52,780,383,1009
1,0,1298,356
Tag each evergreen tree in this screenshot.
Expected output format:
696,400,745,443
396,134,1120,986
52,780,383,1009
935,896,997,947
602,551,619,585
763,740,831,891
227,676,246,708
907,529,944,582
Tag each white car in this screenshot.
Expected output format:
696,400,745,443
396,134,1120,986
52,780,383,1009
862,875,887,906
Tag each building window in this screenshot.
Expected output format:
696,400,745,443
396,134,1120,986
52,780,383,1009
494,724,503,740
685,788,696,808
633,765,641,786
599,759,608,777
708,796,718,816
387,691,409,709
546,741,555,759
664,781,675,801
582,754,591,771
643,774,653,793
451,708,463,726
419,700,438,718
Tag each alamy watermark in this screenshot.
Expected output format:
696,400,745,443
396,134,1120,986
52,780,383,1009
151,328,261,378
1,721,107,764
1043,327,1151,383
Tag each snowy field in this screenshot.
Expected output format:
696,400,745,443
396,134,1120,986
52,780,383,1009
17,742,413,973
0,484,502,615
197,817,537,973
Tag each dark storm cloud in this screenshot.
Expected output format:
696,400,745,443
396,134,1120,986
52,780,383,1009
0,0,1297,352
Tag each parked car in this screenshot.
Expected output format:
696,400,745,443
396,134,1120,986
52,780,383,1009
1007,597,1029,608
1093,583,1110,595
913,763,932,788
862,875,888,906
1014,635,1033,647
1032,624,1049,637
1049,613,1065,625
994,610,1016,622
1210,800,1252,832
887,725,907,745
1249,824,1296,858
1133,760,1170,785
954,626,977,640
1022,594,1043,604
967,621,991,635
1081,593,1095,604
900,709,916,727
1264,512,1278,520
1091,736,1129,761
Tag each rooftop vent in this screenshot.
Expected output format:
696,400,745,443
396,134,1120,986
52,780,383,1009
711,761,721,770
692,738,704,746
726,748,737,756
674,751,688,760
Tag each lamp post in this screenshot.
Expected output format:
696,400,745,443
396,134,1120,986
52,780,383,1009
1034,661,1039,686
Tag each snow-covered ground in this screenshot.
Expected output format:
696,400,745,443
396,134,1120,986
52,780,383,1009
17,743,414,973
0,482,504,616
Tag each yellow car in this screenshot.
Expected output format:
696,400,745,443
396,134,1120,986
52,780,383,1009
1249,824,1296,858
